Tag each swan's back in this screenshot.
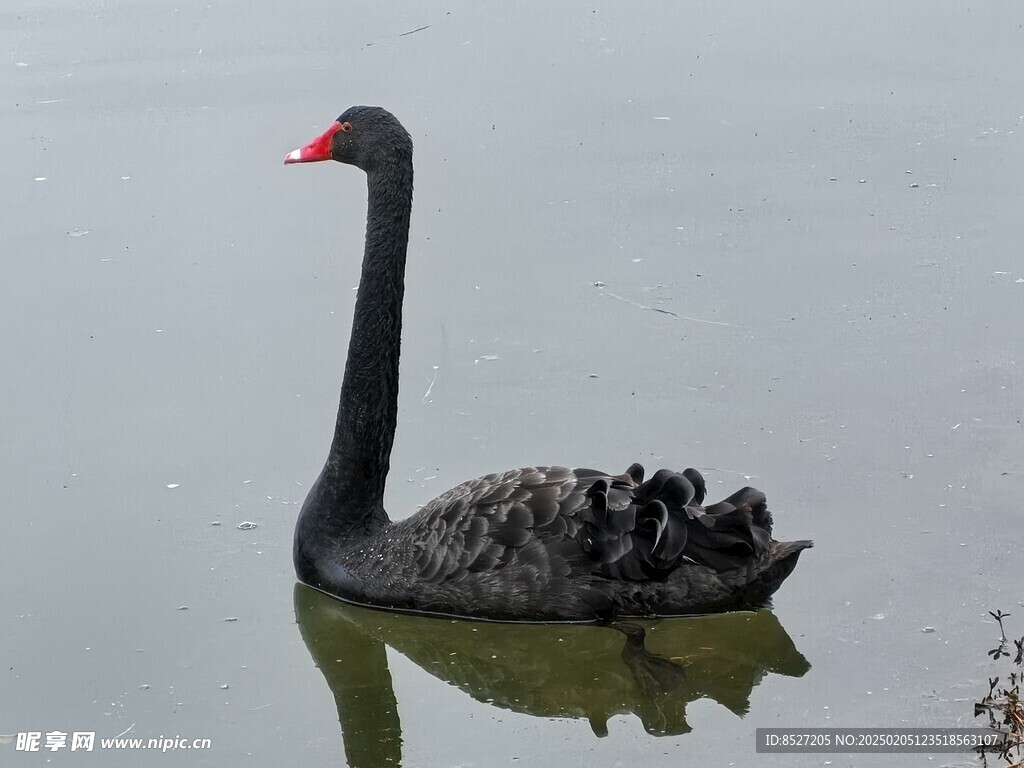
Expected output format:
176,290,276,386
311,464,811,621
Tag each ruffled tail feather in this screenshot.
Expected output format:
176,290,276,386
578,464,808,580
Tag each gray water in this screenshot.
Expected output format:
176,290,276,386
2,1,1022,766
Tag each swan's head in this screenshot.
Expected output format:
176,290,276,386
284,106,412,172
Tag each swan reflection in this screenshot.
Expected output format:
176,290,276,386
294,584,810,765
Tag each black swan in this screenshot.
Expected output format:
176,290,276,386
284,106,811,622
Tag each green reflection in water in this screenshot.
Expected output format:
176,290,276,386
294,583,810,766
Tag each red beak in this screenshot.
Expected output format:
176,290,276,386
284,122,342,164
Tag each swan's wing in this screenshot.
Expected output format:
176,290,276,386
410,464,776,584
410,466,588,583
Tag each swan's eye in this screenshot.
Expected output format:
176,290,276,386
340,122,353,134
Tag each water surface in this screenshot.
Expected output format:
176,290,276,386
2,1,1022,766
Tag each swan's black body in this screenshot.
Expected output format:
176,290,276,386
288,106,811,622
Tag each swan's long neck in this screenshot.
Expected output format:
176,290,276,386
303,156,413,542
